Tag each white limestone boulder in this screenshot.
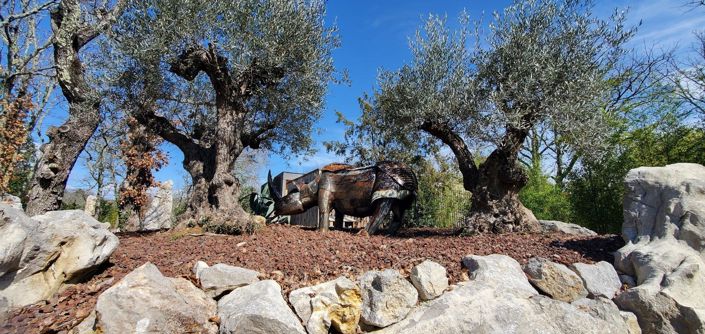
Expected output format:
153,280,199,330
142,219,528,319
193,260,209,277
571,297,636,333
620,311,642,334
462,254,538,297
0,194,22,210
306,279,362,334
621,163,705,258
0,207,29,278
358,269,418,328
0,207,118,314
196,262,260,298
571,261,622,299
94,262,217,333
613,164,705,333
218,280,306,334
379,254,631,334
140,180,174,231
614,239,705,334
83,195,97,217
410,260,448,300
539,220,597,236
290,277,342,324
523,257,588,302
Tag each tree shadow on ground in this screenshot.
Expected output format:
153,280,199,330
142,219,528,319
292,225,459,238
549,235,625,263
114,231,160,237
391,227,461,238
66,261,116,285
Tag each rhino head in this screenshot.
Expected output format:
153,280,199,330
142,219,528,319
268,171,319,215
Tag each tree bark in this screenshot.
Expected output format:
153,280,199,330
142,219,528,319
25,0,125,216
420,121,478,191
464,149,539,233
179,141,249,231
420,120,539,234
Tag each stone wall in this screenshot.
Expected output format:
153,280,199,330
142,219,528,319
70,255,640,334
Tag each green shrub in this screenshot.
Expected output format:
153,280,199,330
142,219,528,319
97,199,120,228
519,169,572,223
567,124,705,234
567,155,629,234
408,159,472,228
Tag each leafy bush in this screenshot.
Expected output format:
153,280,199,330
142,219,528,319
172,188,190,219
519,168,572,223
97,199,120,228
568,124,705,234
568,155,629,234
408,159,471,228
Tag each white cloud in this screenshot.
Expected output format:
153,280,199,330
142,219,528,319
623,0,705,49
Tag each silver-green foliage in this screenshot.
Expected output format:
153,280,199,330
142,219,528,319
109,0,339,155
373,0,634,158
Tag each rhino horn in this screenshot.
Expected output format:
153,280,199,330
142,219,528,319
267,171,282,201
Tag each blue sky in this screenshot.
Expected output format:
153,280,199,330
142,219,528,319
62,0,705,192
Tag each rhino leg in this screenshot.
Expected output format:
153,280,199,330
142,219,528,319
387,203,404,235
318,190,332,232
366,199,393,235
334,210,345,229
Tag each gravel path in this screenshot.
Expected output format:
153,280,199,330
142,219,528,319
2,224,623,334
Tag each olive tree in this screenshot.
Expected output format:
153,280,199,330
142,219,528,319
366,0,633,233
109,0,338,231
24,0,126,215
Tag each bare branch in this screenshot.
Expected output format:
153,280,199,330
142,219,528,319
0,0,56,27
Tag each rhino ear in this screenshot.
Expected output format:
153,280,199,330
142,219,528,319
268,171,282,201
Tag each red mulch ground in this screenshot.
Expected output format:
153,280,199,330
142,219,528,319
1,225,623,334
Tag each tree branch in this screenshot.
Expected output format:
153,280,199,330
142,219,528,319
501,110,537,155
74,0,127,48
170,44,232,91
241,121,276,149
0,0,57,27
235,58,285,99
420,120,479,191
130,105,202,155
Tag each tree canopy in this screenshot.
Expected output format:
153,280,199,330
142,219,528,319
109,0,339,156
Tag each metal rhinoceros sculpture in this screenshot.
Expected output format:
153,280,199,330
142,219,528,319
268,161,417,234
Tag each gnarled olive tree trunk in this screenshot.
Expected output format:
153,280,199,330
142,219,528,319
421,120,539,234
131,45,274,233
179,135,248,226
465,149,537,233
25,0,125,216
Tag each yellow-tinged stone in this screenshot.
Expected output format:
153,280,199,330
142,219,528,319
330,284,362,334
292,277,363,334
